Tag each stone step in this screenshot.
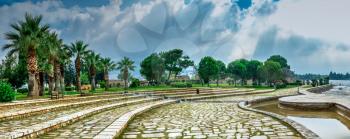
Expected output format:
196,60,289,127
181,89,274,101
38,100,174,139
168,89,255,99
0,97,162,139
0,92,126,111
149,89,238,96
93,100,177,139
0,95,145,121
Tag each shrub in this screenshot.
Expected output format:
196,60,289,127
99,81,106,88
276,83,287,89
170,82,192,88
17,88,28,94
0,81,15,102
65,86,75,91
130,78,140,88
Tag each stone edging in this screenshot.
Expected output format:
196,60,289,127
0,98,161,139
182,89,274,101
0,95,144,121
238,96,320,139
93,100,178,139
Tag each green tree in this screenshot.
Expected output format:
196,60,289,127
140,53,165,84
160,49,193,81
198,56,219,87
85,52,101,91
227,59,247,86
259,60,283,86
216,60,226,87
101,58,116,91
247,60,262,85
67,41,91,94
267,55,290,69
116,57,135,91
2,13,49,97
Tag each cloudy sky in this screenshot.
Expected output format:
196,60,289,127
0,0,349,78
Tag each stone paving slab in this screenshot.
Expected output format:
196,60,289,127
93,100,177,139
121,102,301,139
0,95,144,121
0,97,161,138
38,101,165,139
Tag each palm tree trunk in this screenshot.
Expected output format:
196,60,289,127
27,47,39,97
104,70,109,91
124,69,128,91
54,61,61,94
75,56,82,93
91,75,96,91
39,72,44,96
60,64,65,96
167,70,172,81
48,76,54,95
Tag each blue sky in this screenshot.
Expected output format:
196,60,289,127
0,0,350,78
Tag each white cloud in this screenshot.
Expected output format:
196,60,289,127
268,0,350,45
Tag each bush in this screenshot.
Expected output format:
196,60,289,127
170,82,192,88
276,83,287,89
17,88,28,94
65,86,75,91
130,78,140,88
99,81,106,88
0,81,15,102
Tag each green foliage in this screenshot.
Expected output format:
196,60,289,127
160,49,194,80
227,59,248,84
170,82,192,88
267,55,290,69
80,72,89,85
198,56,219,84
98,81,106,88
140,53,165,83
130,78,140,88
258,60,283,84
247,60,262,82
65,86,75,91
276,83,287,89
17,88,28,94
0,81,15,102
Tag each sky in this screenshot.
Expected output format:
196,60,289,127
0,0,350,78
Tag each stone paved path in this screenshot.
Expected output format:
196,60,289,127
122,89,301,139
38,101,160,139
0,97,144,134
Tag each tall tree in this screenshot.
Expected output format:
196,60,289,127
258,60,283,86
101,58,116,91
2,13,49,97
68,41,90,94
117,57,135,91
198,56,219,87
140,53,165,84
247,60,262,85
85,52,101,91
267,55,290,69
227,59,247,86
216,60,226,87
160,49,193,81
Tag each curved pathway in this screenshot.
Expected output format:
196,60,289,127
121,88,302,139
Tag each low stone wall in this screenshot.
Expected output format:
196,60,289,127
93,100,178,139
238,96,320,139
306,84,333,94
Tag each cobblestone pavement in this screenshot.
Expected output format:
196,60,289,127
38,101,160,139
0,98,142,134
122,88,301,139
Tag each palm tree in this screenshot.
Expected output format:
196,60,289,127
2,13,49,97
85,52,101,91
101,58,116,91
68,41,90,94
116,57,135,91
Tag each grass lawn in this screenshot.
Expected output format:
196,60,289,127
14,84,299,100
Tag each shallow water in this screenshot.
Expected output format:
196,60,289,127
253,101,350,139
